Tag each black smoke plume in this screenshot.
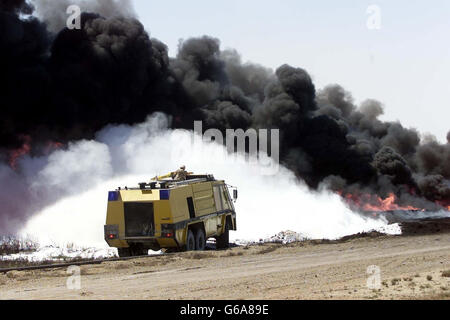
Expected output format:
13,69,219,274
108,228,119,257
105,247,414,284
1,1,449,232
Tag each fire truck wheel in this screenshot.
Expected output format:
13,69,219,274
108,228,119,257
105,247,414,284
186,230,195,251
216,222,230,249
195,229,206,251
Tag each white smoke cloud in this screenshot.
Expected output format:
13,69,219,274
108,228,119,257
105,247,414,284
19,113,395,247
34,140,113,190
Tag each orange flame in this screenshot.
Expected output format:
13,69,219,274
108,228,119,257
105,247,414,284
44,141,64,154
362,193,419,212
434,200,450,211
8,137,64,170
8,135,31,169
341,192,420,212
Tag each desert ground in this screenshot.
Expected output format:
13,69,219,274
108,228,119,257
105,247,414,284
1,222,450,300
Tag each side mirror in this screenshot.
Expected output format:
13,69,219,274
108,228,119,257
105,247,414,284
233,189,238,202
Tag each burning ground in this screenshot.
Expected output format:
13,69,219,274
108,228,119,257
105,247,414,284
0,0,450,235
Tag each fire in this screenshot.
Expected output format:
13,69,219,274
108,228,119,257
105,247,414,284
340,192,420,212
8,137,64,170
44,141,64,154
8,135,31,169
435,200,450,211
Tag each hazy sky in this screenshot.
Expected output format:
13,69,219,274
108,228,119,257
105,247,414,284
133,0,450,142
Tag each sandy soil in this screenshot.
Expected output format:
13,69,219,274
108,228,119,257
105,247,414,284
1,232,449,300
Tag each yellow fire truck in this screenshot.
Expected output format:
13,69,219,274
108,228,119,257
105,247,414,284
104,172,237,257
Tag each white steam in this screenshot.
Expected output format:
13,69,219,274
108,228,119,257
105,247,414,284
20,113,396,247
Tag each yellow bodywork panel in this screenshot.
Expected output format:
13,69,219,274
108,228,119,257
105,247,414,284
153,200,172,232
120,189,160,202
193,182,215,216
105,197,128,248
169,186,192,221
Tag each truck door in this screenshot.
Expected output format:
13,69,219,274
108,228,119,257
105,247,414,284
213,185,223,211
221,185,234,211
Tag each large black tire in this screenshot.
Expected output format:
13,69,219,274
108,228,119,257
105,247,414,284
137,247,149,256
216,222,230,249
119,245,147,257
117,248,131,258
195,229,206,251
132,244,148,256
186,230,196,251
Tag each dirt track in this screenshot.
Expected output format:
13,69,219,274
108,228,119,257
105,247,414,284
1,232,450,300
